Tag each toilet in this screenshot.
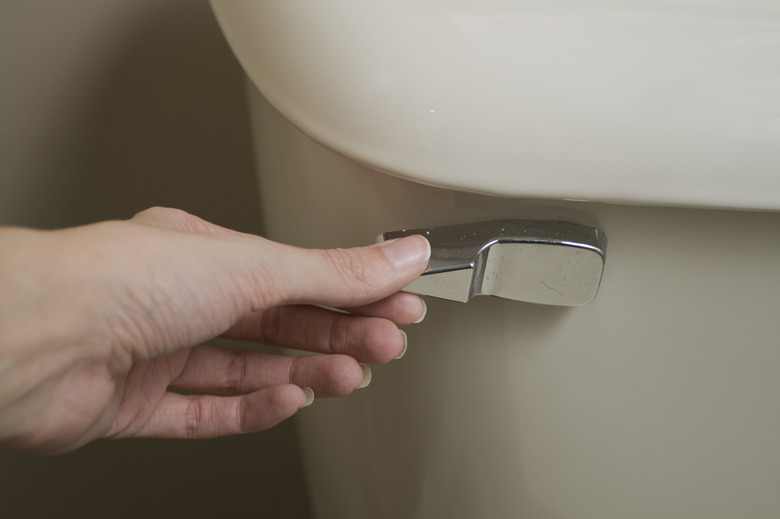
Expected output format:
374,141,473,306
210,2,780,518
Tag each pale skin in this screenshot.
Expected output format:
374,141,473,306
0,207,430,454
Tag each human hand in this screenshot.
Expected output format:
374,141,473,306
0,207,429,453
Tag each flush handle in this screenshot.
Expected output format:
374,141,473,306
382,219,607,306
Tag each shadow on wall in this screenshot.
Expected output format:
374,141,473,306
0,3,311,519
73,3,264,232
6,1,264,233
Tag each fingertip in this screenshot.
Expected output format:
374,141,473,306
379,234,431,271
243,385,310,431
301,387,315,407
356,364,372,389
411,297,427,324
343,292,427,325
392,293,427,325
395,330,408,359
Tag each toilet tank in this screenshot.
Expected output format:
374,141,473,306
211,2,780,519
211,0,780,210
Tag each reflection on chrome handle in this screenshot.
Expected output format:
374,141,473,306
382,220,607,306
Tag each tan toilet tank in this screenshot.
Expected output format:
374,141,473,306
212,2,780,518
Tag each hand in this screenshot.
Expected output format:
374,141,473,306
0,207,429,453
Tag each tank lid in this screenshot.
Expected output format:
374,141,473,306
212,0,780,210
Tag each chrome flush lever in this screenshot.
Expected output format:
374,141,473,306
381,220,607,306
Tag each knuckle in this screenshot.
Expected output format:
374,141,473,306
184,399,204,439
226,350,247,393
313,355,361,397
257,307,284,344
327,315,358,355
132,207,208,233
132,206,183,225
323,248,374,295
237,397,251,434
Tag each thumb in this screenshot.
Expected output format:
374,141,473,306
265,235,431,309
129,206,429,319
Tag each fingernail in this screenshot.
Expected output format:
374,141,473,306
380,235,430,270
302,387,315,407
413,298,427,324
395,330,408,359
357,364,372,389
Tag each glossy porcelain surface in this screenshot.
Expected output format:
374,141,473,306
246,89,780,519
212,0,780,209
210,2,780,517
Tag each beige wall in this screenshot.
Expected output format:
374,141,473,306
1,0,263,231
0,1,310,517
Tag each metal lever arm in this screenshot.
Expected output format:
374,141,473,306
382,219,607,306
